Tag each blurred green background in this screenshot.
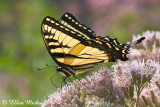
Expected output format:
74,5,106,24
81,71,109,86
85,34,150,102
0,0,160,106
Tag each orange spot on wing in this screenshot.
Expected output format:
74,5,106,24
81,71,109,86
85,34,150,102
96,38,100,40
88,41,91,44
115,59,120,62
96,41,102,44
122,54,125,58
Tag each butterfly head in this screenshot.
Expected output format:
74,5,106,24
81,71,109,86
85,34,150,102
110,37,145,62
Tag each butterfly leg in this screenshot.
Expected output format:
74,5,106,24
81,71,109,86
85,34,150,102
68,77,73,83
50,71,58,89
60,76,68,94
63,76,69,87
73,75,81,82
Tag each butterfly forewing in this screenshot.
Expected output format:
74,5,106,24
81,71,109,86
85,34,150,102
41,16,111,75
60,12,96,39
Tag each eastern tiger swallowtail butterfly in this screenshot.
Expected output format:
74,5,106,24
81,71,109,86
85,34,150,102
41,12,145,87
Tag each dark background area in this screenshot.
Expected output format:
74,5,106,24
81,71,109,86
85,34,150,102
0,0,160,106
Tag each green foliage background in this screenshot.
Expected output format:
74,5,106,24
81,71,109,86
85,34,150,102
0,0,160,107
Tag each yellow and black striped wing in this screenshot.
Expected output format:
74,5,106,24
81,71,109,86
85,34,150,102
41,16,111,75
59,12,96,39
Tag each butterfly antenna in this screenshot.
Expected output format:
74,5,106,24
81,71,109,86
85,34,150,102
50,71,58,89
128,37,145,47
37,64,57,70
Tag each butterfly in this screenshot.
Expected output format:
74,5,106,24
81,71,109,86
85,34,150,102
41,12,145,88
